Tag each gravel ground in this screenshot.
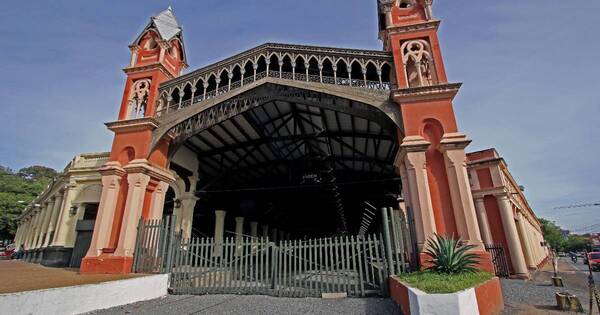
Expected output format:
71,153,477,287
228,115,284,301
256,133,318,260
90,294,401,315
501,258,598,314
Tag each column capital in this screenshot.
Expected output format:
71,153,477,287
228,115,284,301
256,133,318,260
99,161,126,177
439,132,471,152
123,159,176,184
215,210,226,218
235,216,245,223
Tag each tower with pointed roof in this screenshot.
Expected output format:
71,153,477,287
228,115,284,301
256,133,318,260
80,8,186,274
377,0,496,273
119,6,187,120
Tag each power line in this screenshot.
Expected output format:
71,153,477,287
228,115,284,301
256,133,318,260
553,202,600,210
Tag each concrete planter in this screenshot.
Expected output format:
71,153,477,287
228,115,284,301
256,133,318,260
389,276,504,315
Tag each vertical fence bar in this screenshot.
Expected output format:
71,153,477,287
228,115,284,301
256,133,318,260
381,208,395,276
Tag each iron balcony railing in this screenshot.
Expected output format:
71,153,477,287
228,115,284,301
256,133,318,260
156,70,392,116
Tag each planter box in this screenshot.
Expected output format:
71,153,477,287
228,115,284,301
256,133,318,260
389,276,504,315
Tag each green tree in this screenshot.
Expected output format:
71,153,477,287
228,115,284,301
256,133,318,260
539,218,566,251
564,234,591,252
0,166,57,239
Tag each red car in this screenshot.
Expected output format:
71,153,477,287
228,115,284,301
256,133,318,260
585,252,600,271
0,244,15,260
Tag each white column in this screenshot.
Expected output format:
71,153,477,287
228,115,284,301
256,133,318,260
473,197,493,245
38,200,54,248
250,221,258,238
177,193,198,241
52,185,79,248
114,172,150,257
515,212,535,269
31,210,43,249
86,166,124,257
44,194,64,246
496,194,528,277
214,210,226,257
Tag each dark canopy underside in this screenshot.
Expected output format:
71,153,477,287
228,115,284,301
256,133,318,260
173,88,402,237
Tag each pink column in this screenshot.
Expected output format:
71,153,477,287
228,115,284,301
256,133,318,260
396,136,436,251
86,162,125,257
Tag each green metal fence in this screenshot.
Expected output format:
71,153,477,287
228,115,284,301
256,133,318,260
132,207,413,297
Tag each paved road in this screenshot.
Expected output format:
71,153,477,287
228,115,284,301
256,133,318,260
91,294,401,315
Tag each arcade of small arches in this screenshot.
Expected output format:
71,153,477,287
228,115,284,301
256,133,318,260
153,44,395,117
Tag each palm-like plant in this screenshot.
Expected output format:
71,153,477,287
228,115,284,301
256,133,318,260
424,233,479,274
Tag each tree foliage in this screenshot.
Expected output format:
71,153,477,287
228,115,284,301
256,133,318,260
539,217,592,252
0,165,57,239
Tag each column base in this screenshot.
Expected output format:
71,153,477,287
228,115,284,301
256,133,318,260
34,248,44,264
80,255,134,274
418,250,495,274
41,246,73,267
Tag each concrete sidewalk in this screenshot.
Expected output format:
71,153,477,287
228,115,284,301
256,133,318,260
90,294,400,315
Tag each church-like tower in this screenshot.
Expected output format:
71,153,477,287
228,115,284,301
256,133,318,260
81,8,186,274
379,0,494,272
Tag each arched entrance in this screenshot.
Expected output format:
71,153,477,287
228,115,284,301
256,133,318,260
163,82,403,240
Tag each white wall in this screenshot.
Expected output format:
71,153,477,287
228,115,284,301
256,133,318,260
0,274,168,315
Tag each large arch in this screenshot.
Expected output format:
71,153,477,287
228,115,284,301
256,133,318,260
151,82,403,239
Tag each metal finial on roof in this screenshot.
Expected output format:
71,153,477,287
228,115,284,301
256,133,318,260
168,5,173,11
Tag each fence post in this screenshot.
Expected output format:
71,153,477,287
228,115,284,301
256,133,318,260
165,215,177,274
132,217,145,273
381,207,395,276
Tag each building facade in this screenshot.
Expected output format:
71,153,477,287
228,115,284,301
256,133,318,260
14,1,548,278
14,153,108,267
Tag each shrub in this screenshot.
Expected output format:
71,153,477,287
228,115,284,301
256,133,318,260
424,233,479,274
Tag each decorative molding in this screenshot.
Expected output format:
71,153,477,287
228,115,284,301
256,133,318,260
105,117,160,133
392,82,461,103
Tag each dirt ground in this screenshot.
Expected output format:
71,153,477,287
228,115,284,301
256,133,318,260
0,261,141,294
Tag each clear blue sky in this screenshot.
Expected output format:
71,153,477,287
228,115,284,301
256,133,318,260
1,1,598,232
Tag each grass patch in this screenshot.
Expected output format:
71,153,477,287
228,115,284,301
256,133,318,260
397,271,493,294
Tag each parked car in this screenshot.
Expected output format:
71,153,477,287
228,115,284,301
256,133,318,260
584,252,600,270
0,244,13,260
558,252,566,257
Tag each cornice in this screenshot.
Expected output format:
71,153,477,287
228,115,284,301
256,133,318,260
123,62,176,79
105,117,160,133
392,83,461,104
380,20,440,38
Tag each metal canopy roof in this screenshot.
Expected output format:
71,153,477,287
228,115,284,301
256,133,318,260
182,96,399,191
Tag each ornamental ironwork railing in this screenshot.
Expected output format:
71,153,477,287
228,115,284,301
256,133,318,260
155,43,394,117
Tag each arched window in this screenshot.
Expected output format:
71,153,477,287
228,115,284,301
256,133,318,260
365,62,379,82
244,60,254,80
336,59,349,84
231,66,242,85
256,56,267,74
181,84,193,103
218,70,229,89
308,57,319,76
269,54,280,75
282,55,293,73
350,60,363,80
127,79,151,119
401,39,437,87
295,56,306,79
322,58,335,78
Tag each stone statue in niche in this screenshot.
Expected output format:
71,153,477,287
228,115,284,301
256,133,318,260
401,39,437,87
128,79,151,119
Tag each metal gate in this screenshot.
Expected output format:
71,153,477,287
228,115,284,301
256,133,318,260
132,207,412,297
485,244,510,278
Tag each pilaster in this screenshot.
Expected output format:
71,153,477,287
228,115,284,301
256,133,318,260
396,135,436,251
114,172,151,257
85,162,125,257
473,197,493,245
439,133,483,249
